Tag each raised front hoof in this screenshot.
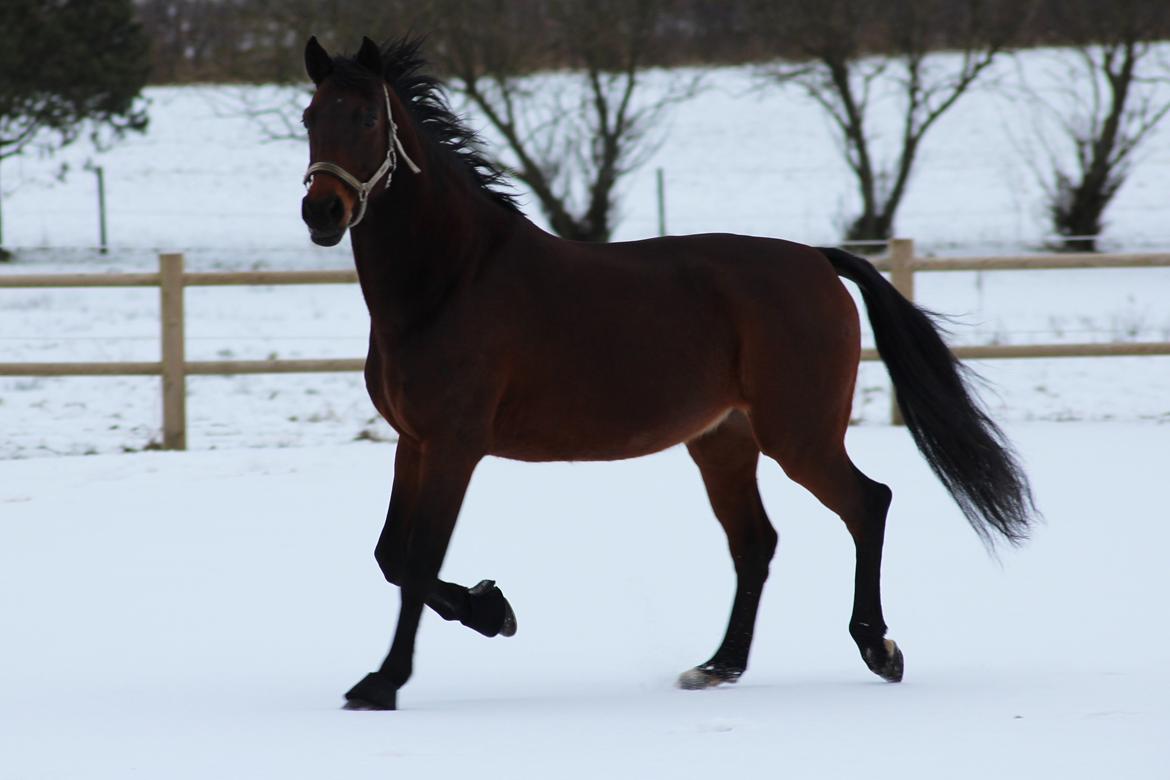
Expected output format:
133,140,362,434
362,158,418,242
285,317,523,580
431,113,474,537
500,597,517,637
343,672,398,711
465,579,517,638
677,664,742,691
862,638,905,683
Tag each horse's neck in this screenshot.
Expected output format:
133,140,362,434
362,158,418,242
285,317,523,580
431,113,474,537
349,171,517,336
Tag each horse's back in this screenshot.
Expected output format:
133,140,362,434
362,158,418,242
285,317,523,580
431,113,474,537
477,229,860,460
579,232,862,378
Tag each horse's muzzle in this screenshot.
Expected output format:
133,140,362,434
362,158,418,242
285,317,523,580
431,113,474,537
302,193,348,245
308,227,346,247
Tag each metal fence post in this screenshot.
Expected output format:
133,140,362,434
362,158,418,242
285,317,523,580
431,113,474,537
96,165,109,255
656,167,666,237
888,238,915,426
160,253,187,450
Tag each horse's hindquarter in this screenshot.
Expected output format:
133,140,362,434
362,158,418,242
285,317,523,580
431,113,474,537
485,233,857,461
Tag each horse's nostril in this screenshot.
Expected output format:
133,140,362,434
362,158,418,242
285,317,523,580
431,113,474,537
328,196,345,224
301,195,346,232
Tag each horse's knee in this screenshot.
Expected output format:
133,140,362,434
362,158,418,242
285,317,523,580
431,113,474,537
374,541,403,586
377,547,435,594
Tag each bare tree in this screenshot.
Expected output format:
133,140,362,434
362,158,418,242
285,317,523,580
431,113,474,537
202,0,431,143
205,84,311,143
755,0,1023,241
135,0,237,82
1028,0,1170,252
429,0,700,241
200,0,695,241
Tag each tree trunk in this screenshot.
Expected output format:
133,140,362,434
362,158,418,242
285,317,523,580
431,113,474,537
1050,43,1138,253
845,211,893,243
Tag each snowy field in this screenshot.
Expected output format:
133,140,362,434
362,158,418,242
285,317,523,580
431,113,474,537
1,424,1167,778
0,45,1169,778
4,47,1170,252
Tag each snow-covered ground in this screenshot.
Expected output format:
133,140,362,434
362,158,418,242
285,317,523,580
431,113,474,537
1,45,1168,778
1,424,1166,778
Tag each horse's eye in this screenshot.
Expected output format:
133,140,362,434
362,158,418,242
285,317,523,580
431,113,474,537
362,111,377,129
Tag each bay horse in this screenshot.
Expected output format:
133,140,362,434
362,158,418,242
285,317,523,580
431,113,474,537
300,36,1035,711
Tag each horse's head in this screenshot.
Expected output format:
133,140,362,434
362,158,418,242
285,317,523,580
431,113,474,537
301,36,421,247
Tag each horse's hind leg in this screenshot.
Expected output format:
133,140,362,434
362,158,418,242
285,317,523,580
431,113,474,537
678,411,778,690
758,429,903,683
841,465,902,682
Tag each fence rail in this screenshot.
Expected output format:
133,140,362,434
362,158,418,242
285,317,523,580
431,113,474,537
1,241,1169,448
0,253,363,450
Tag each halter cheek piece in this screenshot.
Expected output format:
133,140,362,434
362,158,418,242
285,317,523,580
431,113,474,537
303,83,422,228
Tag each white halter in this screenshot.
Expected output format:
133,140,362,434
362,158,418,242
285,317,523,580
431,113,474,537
303,83,422,228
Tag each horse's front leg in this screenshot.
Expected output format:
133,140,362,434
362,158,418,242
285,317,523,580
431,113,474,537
374,442,517,636
344,439,491,710
425,577,517,638
374,440,516,637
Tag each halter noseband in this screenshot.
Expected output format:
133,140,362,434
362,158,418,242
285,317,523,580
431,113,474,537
302,83,422,228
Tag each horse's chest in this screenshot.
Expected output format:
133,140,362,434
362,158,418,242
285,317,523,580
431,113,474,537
364,339,484,441
363,343,414,436
364,355,416,436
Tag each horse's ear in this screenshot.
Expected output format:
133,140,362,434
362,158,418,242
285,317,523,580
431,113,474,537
305,36,332,85
356,36,382,76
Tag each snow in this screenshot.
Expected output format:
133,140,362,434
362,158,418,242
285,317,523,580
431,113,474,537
0,45,1169,776
1,424,1167,778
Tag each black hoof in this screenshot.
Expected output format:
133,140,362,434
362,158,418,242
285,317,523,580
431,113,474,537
500,595,517,638
862,639,905,683
677,662,743,690
464,579,518,638
344,672,398,710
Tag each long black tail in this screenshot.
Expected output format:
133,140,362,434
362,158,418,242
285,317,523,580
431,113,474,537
820,246,1036,547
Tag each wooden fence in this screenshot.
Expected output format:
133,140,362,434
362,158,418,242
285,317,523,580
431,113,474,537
1,240,1169,448
0,253,360,450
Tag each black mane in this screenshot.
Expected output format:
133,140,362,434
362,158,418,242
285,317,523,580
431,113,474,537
331,38,521,213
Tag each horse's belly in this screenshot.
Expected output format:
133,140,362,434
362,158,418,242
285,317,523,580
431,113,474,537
489,382,737,462
489,416,728,461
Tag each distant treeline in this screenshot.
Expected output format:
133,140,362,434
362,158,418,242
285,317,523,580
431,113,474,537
136,0,1170,84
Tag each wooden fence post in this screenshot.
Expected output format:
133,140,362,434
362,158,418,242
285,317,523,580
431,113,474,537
160,253,186,450
888,238,915,426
